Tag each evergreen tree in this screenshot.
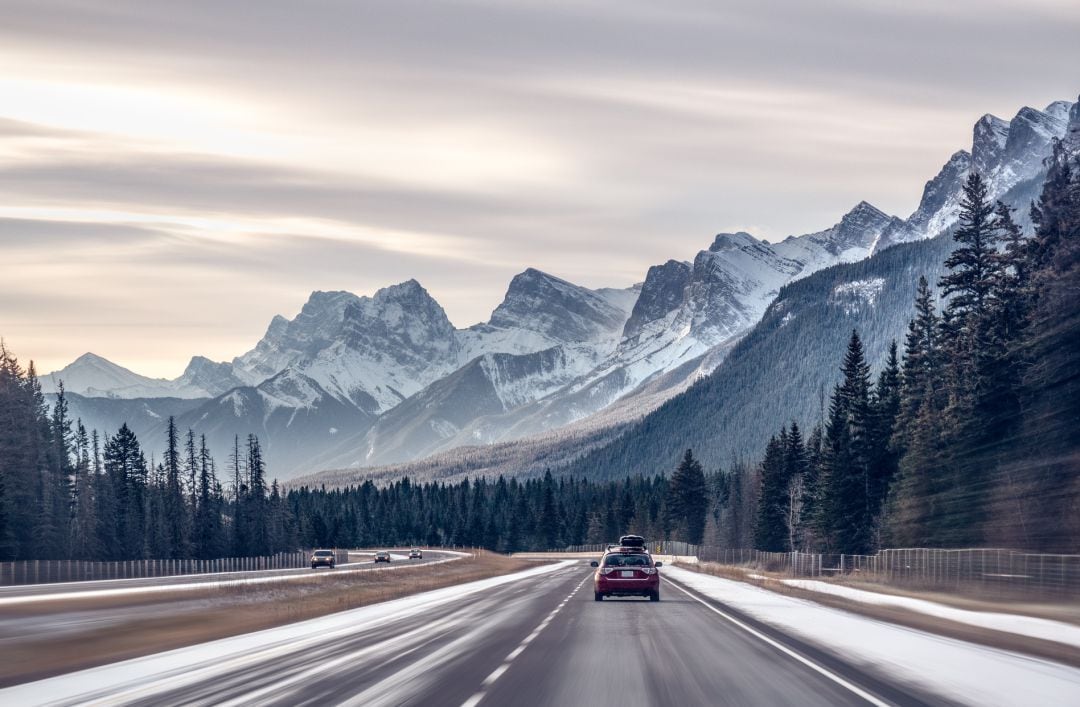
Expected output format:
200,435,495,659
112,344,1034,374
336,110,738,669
996,147,1080,550
230,435,246,555
162,417,187,558
868,341,901,528
536,471,561,549
246,434,269,556
192,434,221,559
70,421,98,559
754,432,789,551
103,424,147,559
783,422,809,551
667,449,709,544
941,172,999,325
0,346,40,559
815,330,874,553
888,279,946,544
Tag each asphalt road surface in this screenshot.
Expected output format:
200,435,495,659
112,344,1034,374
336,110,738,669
2,560,956,706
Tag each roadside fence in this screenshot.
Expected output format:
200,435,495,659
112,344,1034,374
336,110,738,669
0,549,350,586
564,542,1080,599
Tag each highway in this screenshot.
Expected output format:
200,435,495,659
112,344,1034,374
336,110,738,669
3,560,1039,706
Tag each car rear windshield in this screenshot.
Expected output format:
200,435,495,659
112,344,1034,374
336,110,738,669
314,551,333,557
603,554,651,567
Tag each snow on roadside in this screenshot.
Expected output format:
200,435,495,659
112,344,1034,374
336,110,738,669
0,560,578,706
664,566,1080,707
0,552,471,607
780,578,1080,649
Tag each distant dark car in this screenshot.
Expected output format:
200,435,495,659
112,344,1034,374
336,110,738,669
591,548,661,601
374,551,391,563
409,548,423,559
311,549,335,569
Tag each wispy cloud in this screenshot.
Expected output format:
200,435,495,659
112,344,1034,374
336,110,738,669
1,0,1077,375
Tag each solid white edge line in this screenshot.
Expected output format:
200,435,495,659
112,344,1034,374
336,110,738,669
663,577,892,707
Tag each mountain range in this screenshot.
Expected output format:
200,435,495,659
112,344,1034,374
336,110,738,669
45,95,1079,481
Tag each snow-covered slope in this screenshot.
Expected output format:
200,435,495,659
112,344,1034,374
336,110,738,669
174,369,374,475
331,346,591,467
457,268,634,362
175,356,246,397
225,273,637,418
559,200,899,412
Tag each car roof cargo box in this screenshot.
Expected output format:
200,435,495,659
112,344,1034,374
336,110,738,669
619,535,645,548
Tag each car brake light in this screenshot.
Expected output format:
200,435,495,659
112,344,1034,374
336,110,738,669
599,567,614,575
641,567,656,575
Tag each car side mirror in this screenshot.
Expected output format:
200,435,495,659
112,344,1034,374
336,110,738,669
589,561,599,567
653,562,663,568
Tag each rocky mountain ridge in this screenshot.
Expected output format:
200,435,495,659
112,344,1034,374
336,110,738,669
49,94,1077,479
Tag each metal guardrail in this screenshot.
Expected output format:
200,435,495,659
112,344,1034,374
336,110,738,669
0,549,348,586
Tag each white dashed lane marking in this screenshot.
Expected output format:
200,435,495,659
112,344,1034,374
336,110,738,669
461,572,591,707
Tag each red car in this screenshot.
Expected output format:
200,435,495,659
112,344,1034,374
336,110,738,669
591,549,662,601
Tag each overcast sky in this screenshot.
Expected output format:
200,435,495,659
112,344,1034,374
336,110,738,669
2,0,1078,377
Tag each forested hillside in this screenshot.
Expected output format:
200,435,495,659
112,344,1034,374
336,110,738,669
749,147,1080,553
557,228,956,481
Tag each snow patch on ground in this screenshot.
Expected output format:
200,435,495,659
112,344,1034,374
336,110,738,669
664,566,1080,707
829,277,886,314
780,578,1080,649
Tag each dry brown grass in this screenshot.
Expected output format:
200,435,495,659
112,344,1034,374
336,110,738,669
675,561,1080,668
0,551,536,687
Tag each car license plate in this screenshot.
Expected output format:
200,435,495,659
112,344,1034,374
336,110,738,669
621,570,634,578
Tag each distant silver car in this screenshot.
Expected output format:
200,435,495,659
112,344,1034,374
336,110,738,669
409,548,423,559
374,551,391,563
310,549,335,569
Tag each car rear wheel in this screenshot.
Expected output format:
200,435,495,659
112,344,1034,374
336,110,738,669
594,591,603,601
650,591,660,602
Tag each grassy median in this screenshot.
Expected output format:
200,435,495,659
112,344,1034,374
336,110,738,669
0,551,536,687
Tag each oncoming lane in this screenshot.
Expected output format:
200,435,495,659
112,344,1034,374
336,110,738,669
0,550,463,606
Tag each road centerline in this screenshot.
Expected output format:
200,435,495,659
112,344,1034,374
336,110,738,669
461,570,591,707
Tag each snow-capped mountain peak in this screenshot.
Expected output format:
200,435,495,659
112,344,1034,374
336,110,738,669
708,231,759,252
1045,100,1073,121
177,356,244,398
875,98,1074,252
41,352,212,399
972,113,1010,175
485,268,630,342
623,260,692,340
